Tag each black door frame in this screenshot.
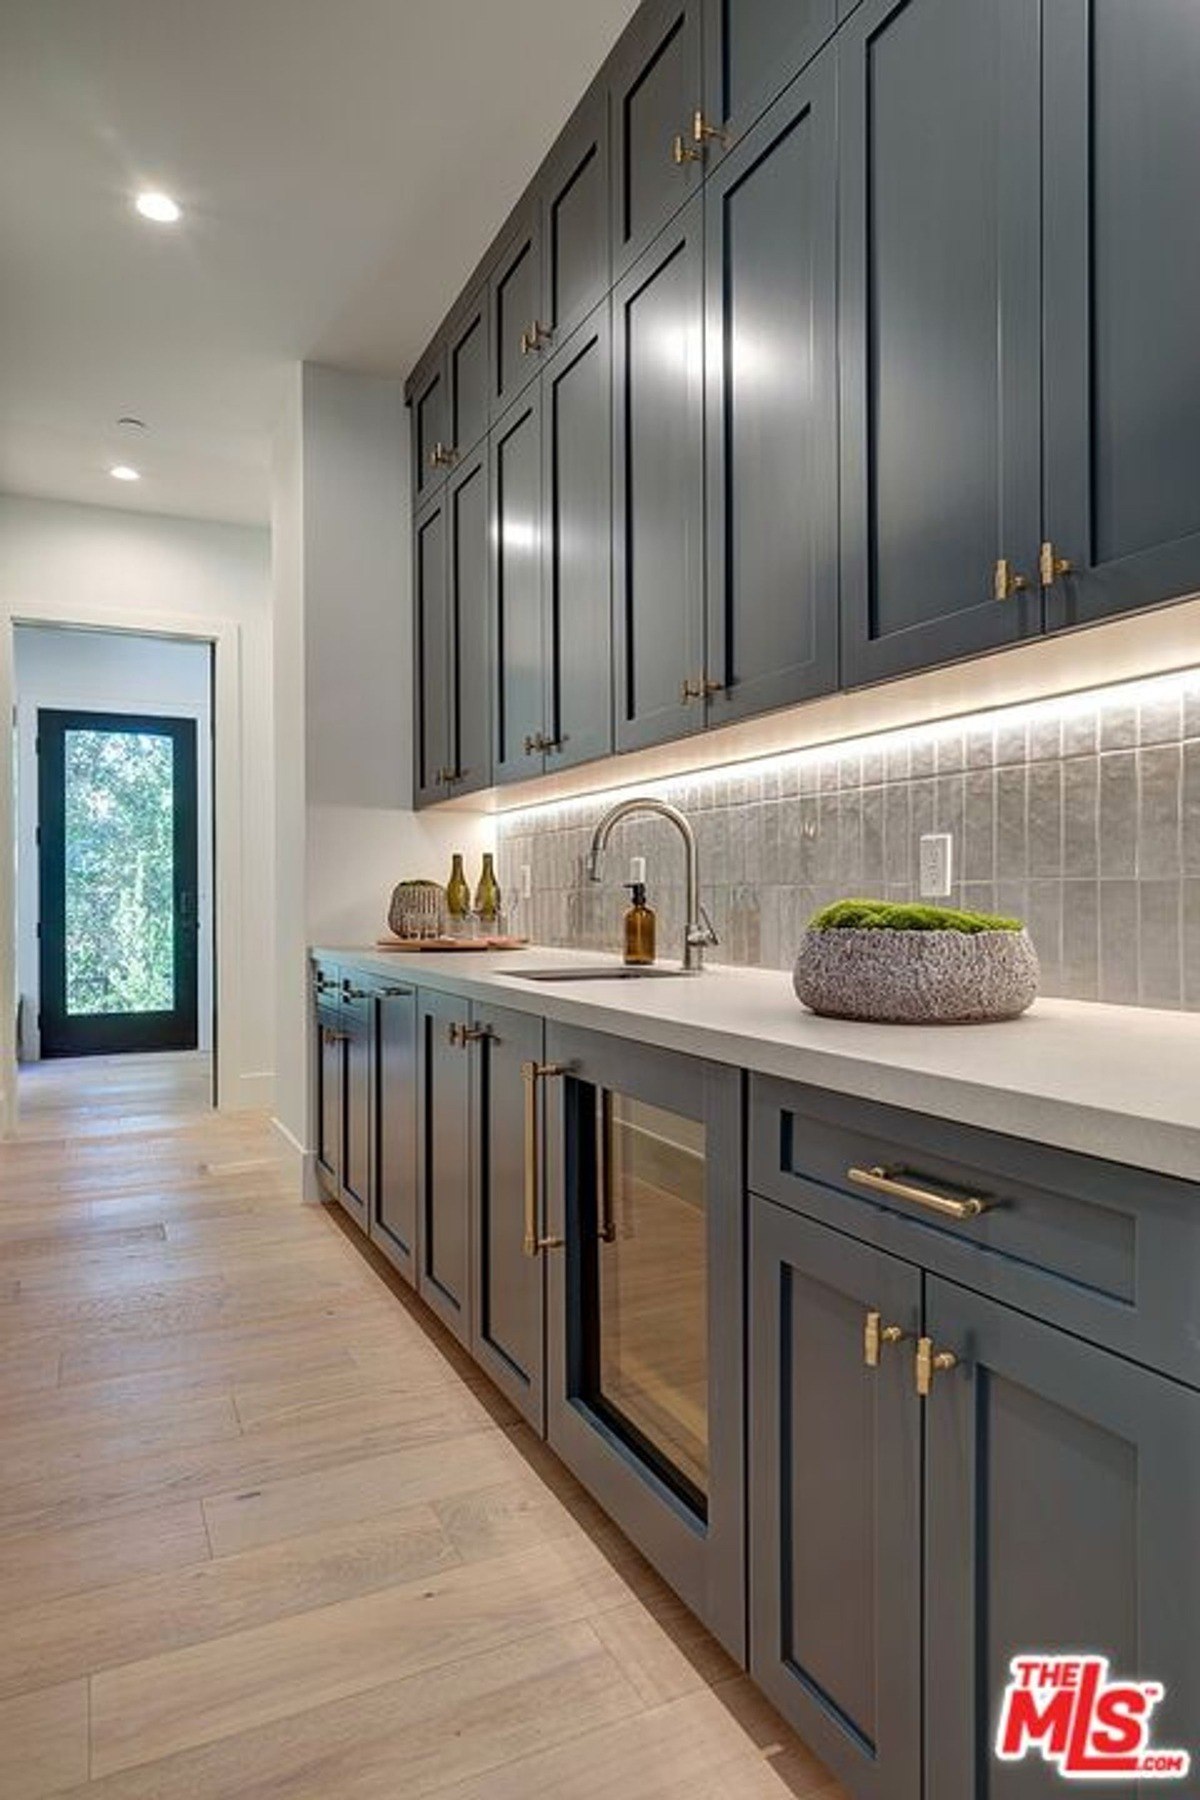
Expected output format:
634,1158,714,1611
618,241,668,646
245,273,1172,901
37,708,201,1057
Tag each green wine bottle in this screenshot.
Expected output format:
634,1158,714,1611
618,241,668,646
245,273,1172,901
473,852,501,925
445,853,471,921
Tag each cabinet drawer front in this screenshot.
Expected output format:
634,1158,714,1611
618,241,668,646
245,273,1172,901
750,1076,1200,1388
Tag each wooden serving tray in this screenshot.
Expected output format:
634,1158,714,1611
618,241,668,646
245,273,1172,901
373,936,529,953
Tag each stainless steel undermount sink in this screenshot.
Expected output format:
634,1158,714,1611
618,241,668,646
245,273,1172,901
509,965,694,982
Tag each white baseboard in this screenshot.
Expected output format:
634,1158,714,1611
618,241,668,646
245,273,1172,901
269,1114,320,1199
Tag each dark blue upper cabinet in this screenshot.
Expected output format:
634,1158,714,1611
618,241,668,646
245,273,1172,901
408,348,449,509
925,1278,1200,1800
488,205,543,421
540,88,611,349
609,0,704,279
702,0,837,151
541,302,614,772
1042,0,1200,631
412,490,450,807
491,390,545,784
444,284,489,466
839,0,1043,688
446,446,491,796
704,52,839,725
612,197,706,753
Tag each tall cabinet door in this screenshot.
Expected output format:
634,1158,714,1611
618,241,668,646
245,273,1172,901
416,991,473,1348
750,1197,922,1800
924,1279,1200,1800
704,55,839,726
613,197,706,754
839,0,1042,687
446,446,491,797
491,392,545,784
371,983,418,1286
409,348,448,509
541,88,611,348
541,303,613,772
413,493,450,808
470,1006,546,1432
703,0,836,148
445,285,490,465
1042,0,1200,630
610,0,704,277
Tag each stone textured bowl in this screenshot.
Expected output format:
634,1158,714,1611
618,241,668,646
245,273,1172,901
793,926,1039,1024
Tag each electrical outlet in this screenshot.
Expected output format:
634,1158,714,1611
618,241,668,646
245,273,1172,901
919,833,954,898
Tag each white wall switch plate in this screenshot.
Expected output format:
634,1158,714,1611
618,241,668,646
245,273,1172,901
919,833,954,898
519,864,532,899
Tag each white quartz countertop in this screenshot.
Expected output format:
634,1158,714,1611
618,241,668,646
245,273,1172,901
313,945,1200,1183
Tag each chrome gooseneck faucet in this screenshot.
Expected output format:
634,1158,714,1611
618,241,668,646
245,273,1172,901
586,797,719,972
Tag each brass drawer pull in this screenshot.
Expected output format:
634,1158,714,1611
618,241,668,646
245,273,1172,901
847,1164,990,1221
916,1336,960,1397
993,557,1029,601
522,1061,568,1256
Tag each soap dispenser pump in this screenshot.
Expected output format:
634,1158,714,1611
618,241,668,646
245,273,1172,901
623,882,656,967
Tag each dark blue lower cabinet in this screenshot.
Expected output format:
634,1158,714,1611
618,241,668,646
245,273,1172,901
924,1278,1200,1800
749,1195,922,1800
544,1025,746,1661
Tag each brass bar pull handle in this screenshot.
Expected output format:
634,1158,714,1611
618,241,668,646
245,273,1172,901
916,1336,960,1397
447,1022,469,1048
864,1309,906,1368
522,1061,567,1256
1039,540,1074,588
993,557,1029,601
847,1165,990,1220
597,1095,615,1243
459,1024,494,1045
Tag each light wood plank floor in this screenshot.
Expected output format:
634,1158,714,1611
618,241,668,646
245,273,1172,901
0,1057,847,1800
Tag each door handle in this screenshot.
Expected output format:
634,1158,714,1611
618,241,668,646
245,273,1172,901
864,1309,906,1368
915,1336,960,1397
521,1061,568,1256
847,1165,990,1221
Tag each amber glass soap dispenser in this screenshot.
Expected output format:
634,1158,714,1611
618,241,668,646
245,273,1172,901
623,882,656,966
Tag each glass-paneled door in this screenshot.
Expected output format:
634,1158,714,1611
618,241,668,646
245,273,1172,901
37,710,200,1056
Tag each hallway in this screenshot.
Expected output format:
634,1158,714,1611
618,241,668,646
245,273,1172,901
0,1063,842,1800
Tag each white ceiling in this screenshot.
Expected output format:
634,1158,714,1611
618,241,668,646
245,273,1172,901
0,0,638,525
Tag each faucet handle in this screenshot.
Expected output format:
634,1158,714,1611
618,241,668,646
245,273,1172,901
690,902,720,949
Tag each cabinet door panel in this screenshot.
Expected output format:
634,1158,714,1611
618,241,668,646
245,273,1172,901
447,287,489,461
410,352,448,508
413,494,450,808
372,985,417,1285
447,448,490,796
705,57,838,726
543,90,611,346
704,0,836,146
491,211,542,418
750,1198,921,1800
839,0,1042,685
416,991,472,1346
471,1007,545,1431
613,200,705,753
340,987,372,1232
925,1279,1200,1800
1043,0,1200,628
315,1010,343,1199
492,394,545,783
610,0,703,276
542,303,613,772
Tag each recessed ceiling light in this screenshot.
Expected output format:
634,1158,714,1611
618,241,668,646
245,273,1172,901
110,464,141,481
134,191,181,224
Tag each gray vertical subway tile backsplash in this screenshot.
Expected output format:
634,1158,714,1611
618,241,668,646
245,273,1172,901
496,673,1200,1011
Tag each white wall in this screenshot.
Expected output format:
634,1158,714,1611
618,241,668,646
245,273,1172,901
13,627,215,1059
271,363,490,1158
0,495,275,1121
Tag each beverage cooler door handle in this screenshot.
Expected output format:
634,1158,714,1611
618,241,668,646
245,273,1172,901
521,1062,568,1256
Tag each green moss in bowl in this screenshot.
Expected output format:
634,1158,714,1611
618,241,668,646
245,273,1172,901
808,898,1024,935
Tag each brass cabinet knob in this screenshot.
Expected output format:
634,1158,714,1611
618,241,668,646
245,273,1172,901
864,1310,907,1368
1039,540,1074,588
672,132,702,166
993,557,1030,601
915,1336,960,1397
691,108,729,149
